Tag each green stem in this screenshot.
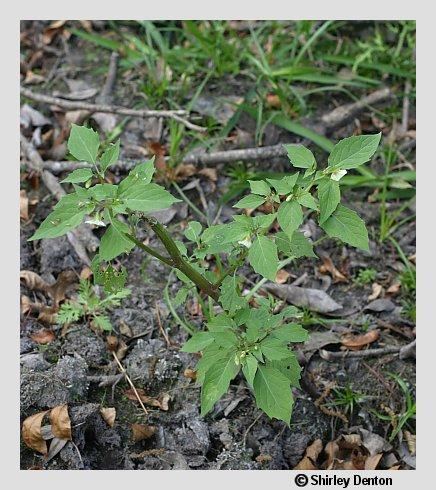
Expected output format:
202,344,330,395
145,217,220,301
124,233,174,267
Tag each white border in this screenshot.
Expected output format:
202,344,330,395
3,2,433,488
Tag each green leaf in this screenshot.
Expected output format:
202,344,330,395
252,214,277,231
219,275,246,315
200,354,240,416
184,221,202,242
89,183,118,201
284,144,316,169
328,133,381,169
276,231,316,258
253,364,293,424
260,338,291,361
99,218,135,261
266,174,299,195
60,168,94,184
248,180,270,196
29,193,94,240
233,194,266,209
67,124,100,163
248,236,279,281
100,140,120,171
272,323,309,342
181,332,214,353
212,329,238,348
118,159,156,194
270,354,302,387
297,191,318,211
277,200,303,237
174,286,190,306
196,344,233,384
317,178,340,224
242,354,258,387
92,315,112,331
321,204,369,251
202,221,250,246
120,183,180,213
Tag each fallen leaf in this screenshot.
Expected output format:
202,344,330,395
365,453,383,470
22,410,50,455
386,282,401,295
49,404,72,440
365,299,396,313
37,306,58,324
264,283,343,314
294,439,323,470
42,20,68,45
24,70,45,85
173,163,197,181
131,423,156,442
408,254,416,265
275,269,291,284
45,437,68,463
30,328,55,345
183,368,197,380
106,335,119,352
100,407,116,428
115,339,128,361
79,266,93,280
266,93,281,109
256,454,272,463
20,270,49,292
119,320,133,338
404,430,416,456
148,141,166,171
198,167,217,182
341,329,380,350
318,254,348,283
46,270,77,307
21,295,32,315
124,389,170,411
368,282,383,301
20,190,29,220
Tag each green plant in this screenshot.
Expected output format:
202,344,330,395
354,267,377,286
57,278,131,331
370,373,415,442
327,385,367,415
30,124,380,424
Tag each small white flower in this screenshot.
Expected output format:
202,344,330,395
330,169,348,181
238,236,252,249
85,218,106,227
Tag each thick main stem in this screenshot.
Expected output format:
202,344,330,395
129,218,220,302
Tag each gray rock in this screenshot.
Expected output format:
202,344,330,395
21,355,88,412
63,326,108,367
40,236,81,274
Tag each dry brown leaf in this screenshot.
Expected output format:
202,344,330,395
115,339,128,361
324,440,340,469
106,335,119,352
275,269,291,284
49,404,72,440
147,141,166,171
131,423,156,442
100,407,116,428
368,282,383,301
30,328,55,345
173,163,197,181
365,453,383,470
341,329,380,350
42,20,67,44
294,438,323,470
386,282,401,295
22,410,50,455
408,254,416,265
20,270,49,292
124,389,170,411
318,254,348,283
24,70,45,85
46,270,77,306
404,430,416,455
266,94,281,109
21,295,32,315
37,306,59,324
79,266,93,280
20,190,29,220
183,368,197,380
119,319,133,338
198,167,217,182
256,454,272,463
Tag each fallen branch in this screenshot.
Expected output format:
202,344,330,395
20,87,206,133
20,133,99,264
319,339,416,361
33,87,393,174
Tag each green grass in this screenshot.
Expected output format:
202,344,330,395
354,268,377,286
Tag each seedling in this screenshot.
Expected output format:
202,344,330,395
30,124,380,424
354,267,377,286
57,278,131,331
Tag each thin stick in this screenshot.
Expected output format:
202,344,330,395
319,339,416,361
112,351,148,415
21,87,206,132
155,301,171,347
